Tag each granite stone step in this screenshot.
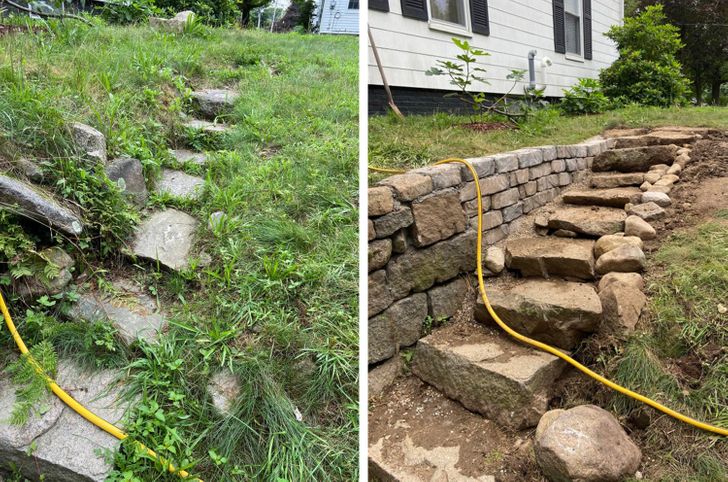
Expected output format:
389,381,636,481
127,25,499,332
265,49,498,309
474,279,602,350
183,119,231,135
131,208,199,271
171,149,207,166
505,237,596,280
590,172,645,189
562,187,642,208
547,206,627,237
411,322,567,429
191,89,240,119
156,168,205,201
0,363,127,482
592,145,677,173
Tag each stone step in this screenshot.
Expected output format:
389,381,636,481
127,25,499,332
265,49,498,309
590,172,645,189
156,168,205,201
369,376,500,482
592,145,677,173
66,277,167,345
505,237,595,280
0,362,127,482
562,187,642,208
612,131,699,149
474,279,602,350
171,149,207,166
183,119,231,135
411,322,567,429
0,175,83,235
191,89,239,119
131,208,199,271
547,206,626,237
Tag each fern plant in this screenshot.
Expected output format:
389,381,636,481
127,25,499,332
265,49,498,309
6,340,57,426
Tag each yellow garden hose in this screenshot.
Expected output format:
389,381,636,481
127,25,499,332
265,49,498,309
372,160,728,437
0,290,202,480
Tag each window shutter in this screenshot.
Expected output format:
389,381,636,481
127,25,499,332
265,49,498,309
583,0,592,59
369,0,390,12
401,0,428,20
470,0,490,35
553,0,566,54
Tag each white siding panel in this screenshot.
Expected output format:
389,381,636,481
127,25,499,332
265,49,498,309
368,0,622,97
319,0,359,34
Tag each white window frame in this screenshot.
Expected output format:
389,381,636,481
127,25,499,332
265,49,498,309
564,0,584,62
427,0,472,37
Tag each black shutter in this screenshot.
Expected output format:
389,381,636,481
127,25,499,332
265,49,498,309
553,0,566,54
401,0,428,20
583,0,592,59
370,0,390,12
470,0,490,35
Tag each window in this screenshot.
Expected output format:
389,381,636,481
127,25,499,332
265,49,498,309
429,0,467,27
348,0,359,9
564,0,582,56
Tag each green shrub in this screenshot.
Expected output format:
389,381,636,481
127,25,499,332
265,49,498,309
153,0,240,25
599,5,690,106
101,0,161,24
560,78,611,115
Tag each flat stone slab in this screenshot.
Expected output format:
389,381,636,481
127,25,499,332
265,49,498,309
592,145,677,173
0,175,83,235
411,323,567,429
0,363,127,482
67,278,167,345
562,188,642,208
184,119,231,134
191,89,240,119
156,168,204,200
475,279,602,350
506,237,595,280
590,172,644,189
369,377,501,482
171,149,207,166
626,202,666,221
132,209,198,271
613,131,699,148
548,206,626,237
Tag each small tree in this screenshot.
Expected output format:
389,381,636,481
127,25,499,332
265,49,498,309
599,5,690,106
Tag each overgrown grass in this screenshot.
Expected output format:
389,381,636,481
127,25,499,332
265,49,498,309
599,215,728,480
0,19,357,481
369,105,728,176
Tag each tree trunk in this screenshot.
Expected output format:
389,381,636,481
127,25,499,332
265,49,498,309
694,72,703,106
711,78,722,105
240,5,252,26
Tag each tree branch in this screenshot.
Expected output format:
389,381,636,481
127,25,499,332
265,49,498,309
2,0,93,25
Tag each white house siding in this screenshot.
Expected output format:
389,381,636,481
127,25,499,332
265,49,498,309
319,0,360,34
368,0,622,97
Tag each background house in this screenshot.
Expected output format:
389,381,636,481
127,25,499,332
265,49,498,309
368,0,623,114
317,0,359,34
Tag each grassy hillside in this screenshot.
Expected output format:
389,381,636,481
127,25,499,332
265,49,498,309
0,20,358,481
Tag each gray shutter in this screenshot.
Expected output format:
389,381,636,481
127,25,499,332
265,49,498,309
369,0,390,12
553,0,566,54
583,0,592,59
401,0,428,20
470,0,490,35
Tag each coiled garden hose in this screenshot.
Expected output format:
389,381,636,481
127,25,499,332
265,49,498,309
0,290,202,480
371,159,728,437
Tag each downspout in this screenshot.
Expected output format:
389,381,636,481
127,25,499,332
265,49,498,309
528,50,537,90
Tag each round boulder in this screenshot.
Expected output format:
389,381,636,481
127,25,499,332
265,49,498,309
535,405,642,482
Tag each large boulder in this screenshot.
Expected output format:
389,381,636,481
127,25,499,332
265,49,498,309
594,234,643,259
599,281,647,333
624,215,656,240
70,122,106,163
595,244,646,274
535,405,642,482
592,145,677,173
191,89,240,119
0,175,83,235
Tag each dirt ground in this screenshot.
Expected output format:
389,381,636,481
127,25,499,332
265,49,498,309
370,131,728,482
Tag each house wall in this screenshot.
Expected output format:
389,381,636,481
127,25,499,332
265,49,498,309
319,0,360,34
368,0,622,97
368,138,616,365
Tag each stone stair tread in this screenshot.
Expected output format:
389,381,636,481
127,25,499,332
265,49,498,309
547,206,626,237
156,168,204,200
562,187,642,208
369,376,503,482
131,208,199,271
171,149,207,166
0,362,127,482
590,172,645,188
505,237,595,280
411,322,567,429
191,89,239,119
474,279,602,350
612,131,699,149
184,119,231,133
592,145,677,173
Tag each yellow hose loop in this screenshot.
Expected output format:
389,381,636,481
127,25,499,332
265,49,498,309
0,291,203,480
432,157,727,437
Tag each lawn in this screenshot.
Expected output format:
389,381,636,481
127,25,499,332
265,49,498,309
0,19,358,481
368,105,728,177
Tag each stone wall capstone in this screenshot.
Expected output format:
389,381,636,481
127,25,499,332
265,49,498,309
368,137,614,365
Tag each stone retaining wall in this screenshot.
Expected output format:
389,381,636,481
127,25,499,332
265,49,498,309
368,138,616,365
